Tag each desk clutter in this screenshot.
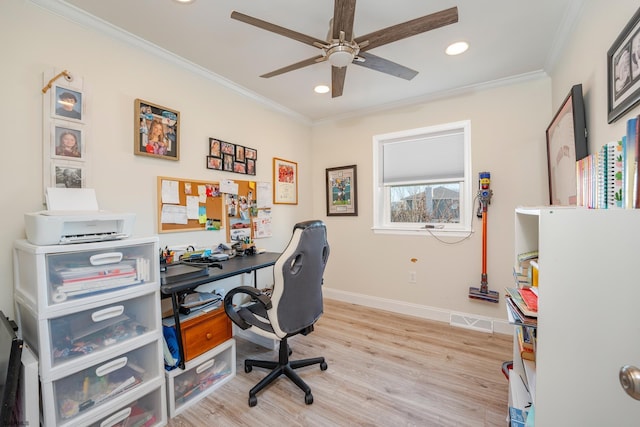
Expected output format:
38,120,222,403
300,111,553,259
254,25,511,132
160,242,263,268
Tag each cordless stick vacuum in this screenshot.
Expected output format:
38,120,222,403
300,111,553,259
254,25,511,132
468,172,500,303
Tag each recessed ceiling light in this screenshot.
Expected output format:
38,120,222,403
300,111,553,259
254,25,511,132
173,0,195,4
314,85,330,94
446,41,469,56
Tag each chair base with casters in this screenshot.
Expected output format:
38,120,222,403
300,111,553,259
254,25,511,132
244,335,328,407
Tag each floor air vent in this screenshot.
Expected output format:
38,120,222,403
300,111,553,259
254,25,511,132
449,313,493,333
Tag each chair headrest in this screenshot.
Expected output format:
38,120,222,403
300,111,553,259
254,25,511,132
293,220,325,232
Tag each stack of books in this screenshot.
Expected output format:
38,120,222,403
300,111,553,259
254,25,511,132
577,114,638,209
514,250,538,287
505,287,537,328
51,258,146,301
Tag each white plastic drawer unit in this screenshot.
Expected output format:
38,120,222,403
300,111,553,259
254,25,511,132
13,237,159,313
166,339,236,418
18,292,161,379
88,385,166,427
42,341,161,425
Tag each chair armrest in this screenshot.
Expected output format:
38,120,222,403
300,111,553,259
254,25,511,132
223,286,272,329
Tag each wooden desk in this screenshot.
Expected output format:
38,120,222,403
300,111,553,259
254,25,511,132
161,252,280,368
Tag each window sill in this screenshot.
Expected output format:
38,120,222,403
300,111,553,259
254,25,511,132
371,227,473,238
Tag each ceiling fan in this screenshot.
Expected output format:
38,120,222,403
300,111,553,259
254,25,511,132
230,1,458,98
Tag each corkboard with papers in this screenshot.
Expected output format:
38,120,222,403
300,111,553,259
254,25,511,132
157,176,223,233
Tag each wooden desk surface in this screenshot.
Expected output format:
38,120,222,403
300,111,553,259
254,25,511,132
160,252,280,295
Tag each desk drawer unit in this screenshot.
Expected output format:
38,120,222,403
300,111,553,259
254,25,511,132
166,339,236,418
180,306,232,362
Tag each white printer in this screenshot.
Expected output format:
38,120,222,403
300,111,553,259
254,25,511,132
24,188,136,246
25,211,135,246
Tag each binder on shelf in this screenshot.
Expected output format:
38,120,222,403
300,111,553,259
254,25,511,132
607,140,624,208
625,116,638,208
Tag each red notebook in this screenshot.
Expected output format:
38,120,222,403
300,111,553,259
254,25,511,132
518,287,538,312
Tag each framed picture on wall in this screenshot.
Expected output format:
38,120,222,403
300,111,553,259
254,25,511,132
52,162,85,189
607,6,640,123
52,85,84,123
546,84,588,205
134,99,179,160
245,148,257,160
209,138,222,157
326,165,358,216
51,121,84,161
273,157,298,204
207,156,222,170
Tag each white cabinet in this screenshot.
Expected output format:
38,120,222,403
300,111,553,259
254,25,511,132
13,237,167,426
510,207,640,426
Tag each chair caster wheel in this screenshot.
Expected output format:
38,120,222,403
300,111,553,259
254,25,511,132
245,365,252,373
305,392,313,405
249,395,257,407
320,361,328,371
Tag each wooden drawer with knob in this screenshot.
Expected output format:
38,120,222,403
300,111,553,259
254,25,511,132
180,306,232,362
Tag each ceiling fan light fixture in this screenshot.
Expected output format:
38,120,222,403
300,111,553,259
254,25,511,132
327,45,356,68
173,0,195,3
446,41,469,56
314,85,330,94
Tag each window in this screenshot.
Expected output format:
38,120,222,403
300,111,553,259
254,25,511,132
372,120,472,235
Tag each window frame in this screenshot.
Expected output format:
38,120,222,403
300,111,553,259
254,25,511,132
372,120,472,236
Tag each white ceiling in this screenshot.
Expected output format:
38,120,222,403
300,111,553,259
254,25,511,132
49,0,580,123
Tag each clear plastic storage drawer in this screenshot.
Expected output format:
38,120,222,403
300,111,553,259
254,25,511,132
42,293,160,372
13,238,158,312
88,385,166,427
44,341,161,425
165,339,236,418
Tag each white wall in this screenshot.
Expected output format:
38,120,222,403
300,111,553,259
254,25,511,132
0,1,312,319
312,78,551,322
550,0,640,150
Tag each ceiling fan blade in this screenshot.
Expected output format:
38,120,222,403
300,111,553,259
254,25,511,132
260,55,325,78
354,52,418,80
356,6,458,51
231,11,325,47
332,0,357,41
332,66,347,98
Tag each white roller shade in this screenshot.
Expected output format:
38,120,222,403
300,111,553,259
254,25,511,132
383,131,464,185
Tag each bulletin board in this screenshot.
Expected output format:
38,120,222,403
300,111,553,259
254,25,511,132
157,176,272,240
157,176,223,233
224,179,256,243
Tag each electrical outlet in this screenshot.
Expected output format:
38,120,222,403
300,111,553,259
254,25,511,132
409,271,417,283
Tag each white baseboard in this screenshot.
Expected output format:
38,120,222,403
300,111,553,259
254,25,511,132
322,287,512,335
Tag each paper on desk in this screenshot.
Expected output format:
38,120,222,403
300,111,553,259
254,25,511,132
46,187,99,211
161,204,188,224
161,180,180,204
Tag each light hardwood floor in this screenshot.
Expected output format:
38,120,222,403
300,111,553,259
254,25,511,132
167,299,512,427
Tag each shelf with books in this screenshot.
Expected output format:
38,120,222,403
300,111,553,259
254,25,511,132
508,207,640,425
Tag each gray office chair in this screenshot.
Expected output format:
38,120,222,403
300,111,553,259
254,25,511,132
224,220,330,407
